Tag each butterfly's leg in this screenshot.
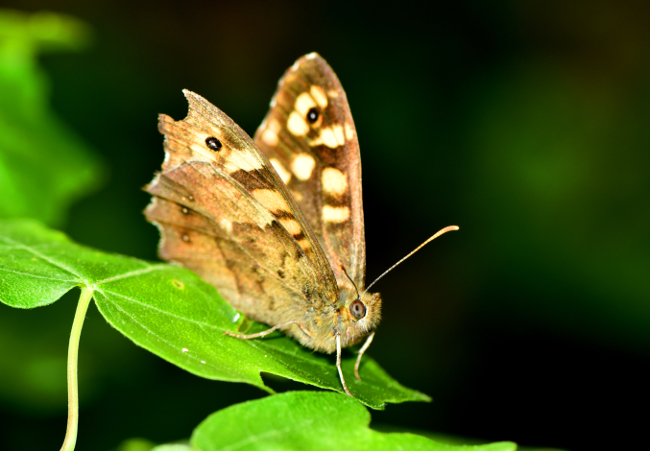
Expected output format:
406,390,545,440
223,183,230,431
224,319,312,339
354,331,375,381
336,334,353,397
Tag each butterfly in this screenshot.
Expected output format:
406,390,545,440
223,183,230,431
144,53,457,396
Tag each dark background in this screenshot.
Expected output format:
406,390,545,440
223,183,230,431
1,1,649,450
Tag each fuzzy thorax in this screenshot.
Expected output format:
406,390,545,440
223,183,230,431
283,287,381,354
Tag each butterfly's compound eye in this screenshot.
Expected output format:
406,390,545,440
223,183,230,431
205,136,223,151
349,300,367,320
306,107,319,124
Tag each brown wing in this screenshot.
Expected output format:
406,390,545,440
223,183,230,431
144,90,339,342
254,53,366,288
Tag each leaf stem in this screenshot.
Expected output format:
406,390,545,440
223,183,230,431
60,286,94,451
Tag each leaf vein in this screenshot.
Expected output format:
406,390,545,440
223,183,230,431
0,237,85,282
96,288,220,329
0,266,79,283
94,264,166,285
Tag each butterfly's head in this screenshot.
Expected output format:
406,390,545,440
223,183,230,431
338,289,382,347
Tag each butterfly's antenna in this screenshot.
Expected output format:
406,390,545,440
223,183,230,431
364,225,459,293
341,265,361,301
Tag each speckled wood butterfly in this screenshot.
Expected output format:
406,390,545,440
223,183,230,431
144,53,457,396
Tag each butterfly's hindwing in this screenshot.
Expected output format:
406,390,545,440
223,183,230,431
254,54,366,289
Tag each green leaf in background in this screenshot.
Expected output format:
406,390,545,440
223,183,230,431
116,438,162,451
182,391,517,451
0,219,428,408
0,9,103,226
150,446,194,451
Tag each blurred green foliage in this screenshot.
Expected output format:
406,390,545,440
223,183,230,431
0,9,102,225
465,59,650,346
0,1,648,450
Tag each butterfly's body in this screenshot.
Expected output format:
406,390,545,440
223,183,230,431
145,54,382,393
237,284,379,354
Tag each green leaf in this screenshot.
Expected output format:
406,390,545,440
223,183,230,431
0,9,102,225
116,438,159,451
151,446,195,451
189,391,517,451
151,443,197,451
0,219,428,408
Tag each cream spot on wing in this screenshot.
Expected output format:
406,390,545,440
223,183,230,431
287,111,309,136
295,92,317,116
345,122,355,141
308,136,323,146
220,218,233,232
328,90,339,98
261,128,278,146
319,127,340,149
280,218,302,235
291,154,316,181
333,124,345,146
270,118,282,132
322,168,348,197
270,158,292,185
322,205,350,223
310,86,328,108
296,237,311,252
252,189,291,215
261,118,281,146
223,150,264,173
291,190,303,202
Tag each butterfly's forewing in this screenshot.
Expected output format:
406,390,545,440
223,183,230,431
254,53,366,289
145,90,339,346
